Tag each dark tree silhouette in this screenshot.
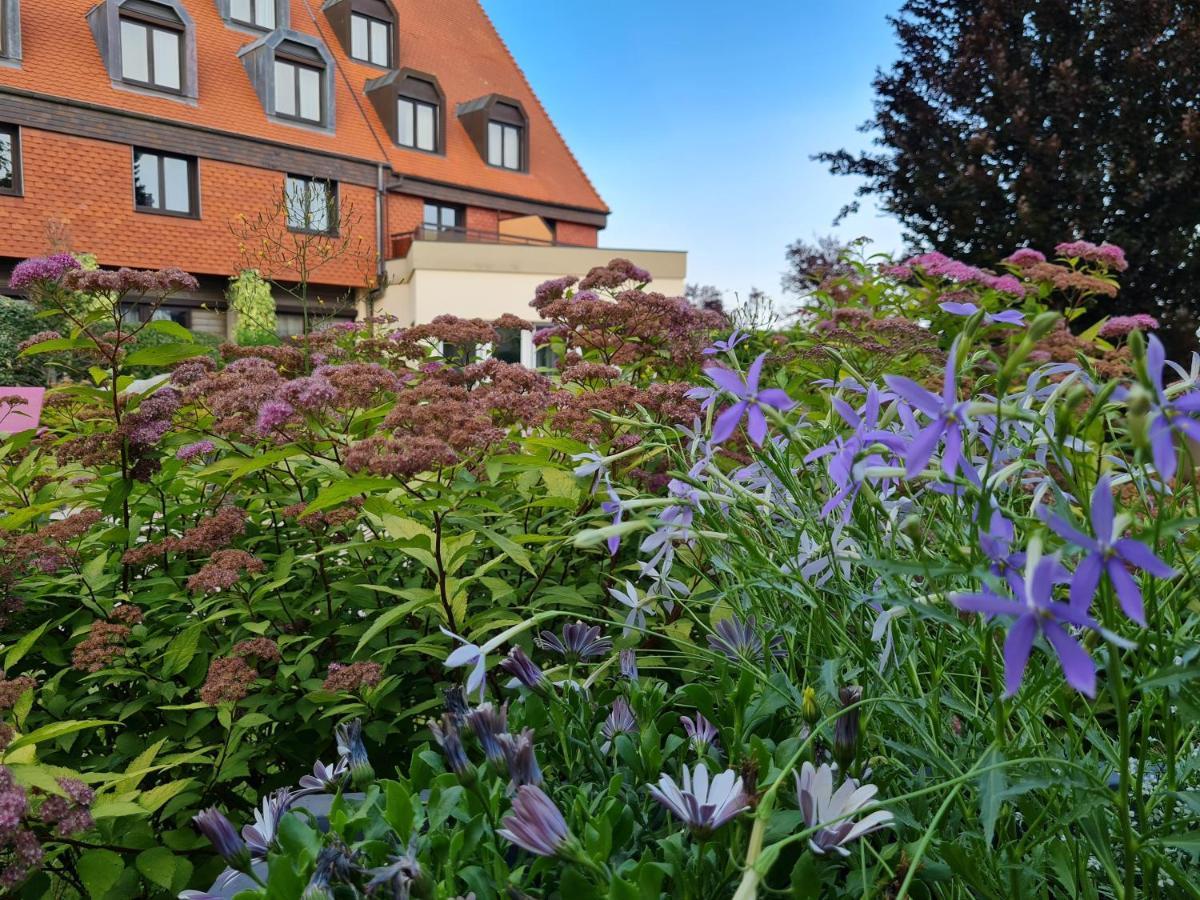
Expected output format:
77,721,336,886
782,235,855,297
818,0,1200,353
684,283,726,314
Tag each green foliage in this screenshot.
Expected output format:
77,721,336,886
0,298,52,386
228,270,278,346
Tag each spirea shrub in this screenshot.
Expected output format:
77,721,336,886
0,246,1197,898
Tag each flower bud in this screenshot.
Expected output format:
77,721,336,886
801,686,821,725
833,685,862,773
335,719,374,789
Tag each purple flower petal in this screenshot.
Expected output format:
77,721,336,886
1112,539,1175,578
905,420,945,477
1150,417,1177,481
1089,477,1115,541
1106,560,1146,625
884,375,942,417
1069,552,1103,611
1042,621,1096,697
987,310,1026,326
757,388,795,412
939,301,979,316
744,353,767,394
711,401,748,445
705,366,747,396
951,592,1022,618
1147,335,1166,399
745,405,768,447
1002,614,1037,697
1041,511,1097,552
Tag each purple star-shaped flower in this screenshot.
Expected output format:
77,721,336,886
952,552,1099,697
1142,335,1200,481
939,301,1026,327
884,337,977,481
600,480,623,556
441,627,487,701
704,353,795,446
1040,476,1175,624
702,329,750,356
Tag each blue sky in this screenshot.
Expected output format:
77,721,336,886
481,0,907,304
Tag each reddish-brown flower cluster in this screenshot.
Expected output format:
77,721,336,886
0,673,35,709
231,638,281,664
281,501,361,532
62,266,198,297
199,656,258,705
1022,261,1119,299
550,382,701,443
123,506,248,566
108,605,143,626
70,622,130,673
0,511,102,588
186,550,266,594
809,309,941,361
322,661,383,692
1033,320,1132,379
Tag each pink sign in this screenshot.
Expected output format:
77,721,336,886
0,388,45,434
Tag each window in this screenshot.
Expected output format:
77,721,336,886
118,304,192,327
274,55,324,124
442,343,476,367
276,313,307,337
493,328,522,365
423,202,461,234
285,175,336,234
488,121,522,170
350,13,390,66
398,97,437,152
133,149,197,216
119,7,183,92
229,0,275,28
0,125,20,196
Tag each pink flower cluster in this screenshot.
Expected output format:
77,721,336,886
8,254,81,290
1098,314,1159,339
1002,248,1047,268
1054,241,1128,272
900,252,1027,298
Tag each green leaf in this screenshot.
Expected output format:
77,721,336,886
979,747,1007,845
123,343,211,367
162,625,203,678
18,336,83,356
141,319,195,342
354,592,438,654
91,799,150,819
77,849,124,899
473,524,537,576
5,719,112,754
542,467,580,500
1152,833,1200,853
303,477,397,516
138,779,195,813
4,622,48,671
136,847,178,890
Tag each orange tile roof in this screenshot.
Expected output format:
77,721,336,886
0,0,608,214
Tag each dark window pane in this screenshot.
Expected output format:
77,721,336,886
134,151,160,208
0,132,13,191
535,344,558,371
442,342,476,367
494,328,522,364
152,307,190,326
162,155,191,213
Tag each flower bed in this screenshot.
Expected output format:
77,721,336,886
0,245,1197,897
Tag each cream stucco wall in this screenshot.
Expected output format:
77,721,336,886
375,242,688,326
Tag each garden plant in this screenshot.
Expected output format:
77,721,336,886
0,243,1196,898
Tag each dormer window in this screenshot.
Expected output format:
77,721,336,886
488,119,521,170
230,0,275,28
88,0,198,99
239,32,336,131
351,12,389,66
120,7,182,92
0,0,22,63
274,51,323,124
365,69,444,154
323,0,395,69
457,95,528,173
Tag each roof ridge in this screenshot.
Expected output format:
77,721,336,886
471,0,609,214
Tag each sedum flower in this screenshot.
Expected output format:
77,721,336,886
193,808,251,872
649,763,750,835
705,352,795,446
1040,475,1175,624
794,761,893,856
497,785,573,858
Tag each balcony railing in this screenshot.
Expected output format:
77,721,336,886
389,225,569,259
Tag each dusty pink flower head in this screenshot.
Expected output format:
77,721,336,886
1055,240,1128,272
1098,314,1159,339
1003,248,1047,268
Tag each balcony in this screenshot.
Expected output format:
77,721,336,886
389,225,582,260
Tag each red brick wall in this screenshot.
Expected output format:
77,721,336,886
466,206,499,235
388,193,424,234
0,129,377,286
555,221,599,248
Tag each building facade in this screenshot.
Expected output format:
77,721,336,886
0,0,685,356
